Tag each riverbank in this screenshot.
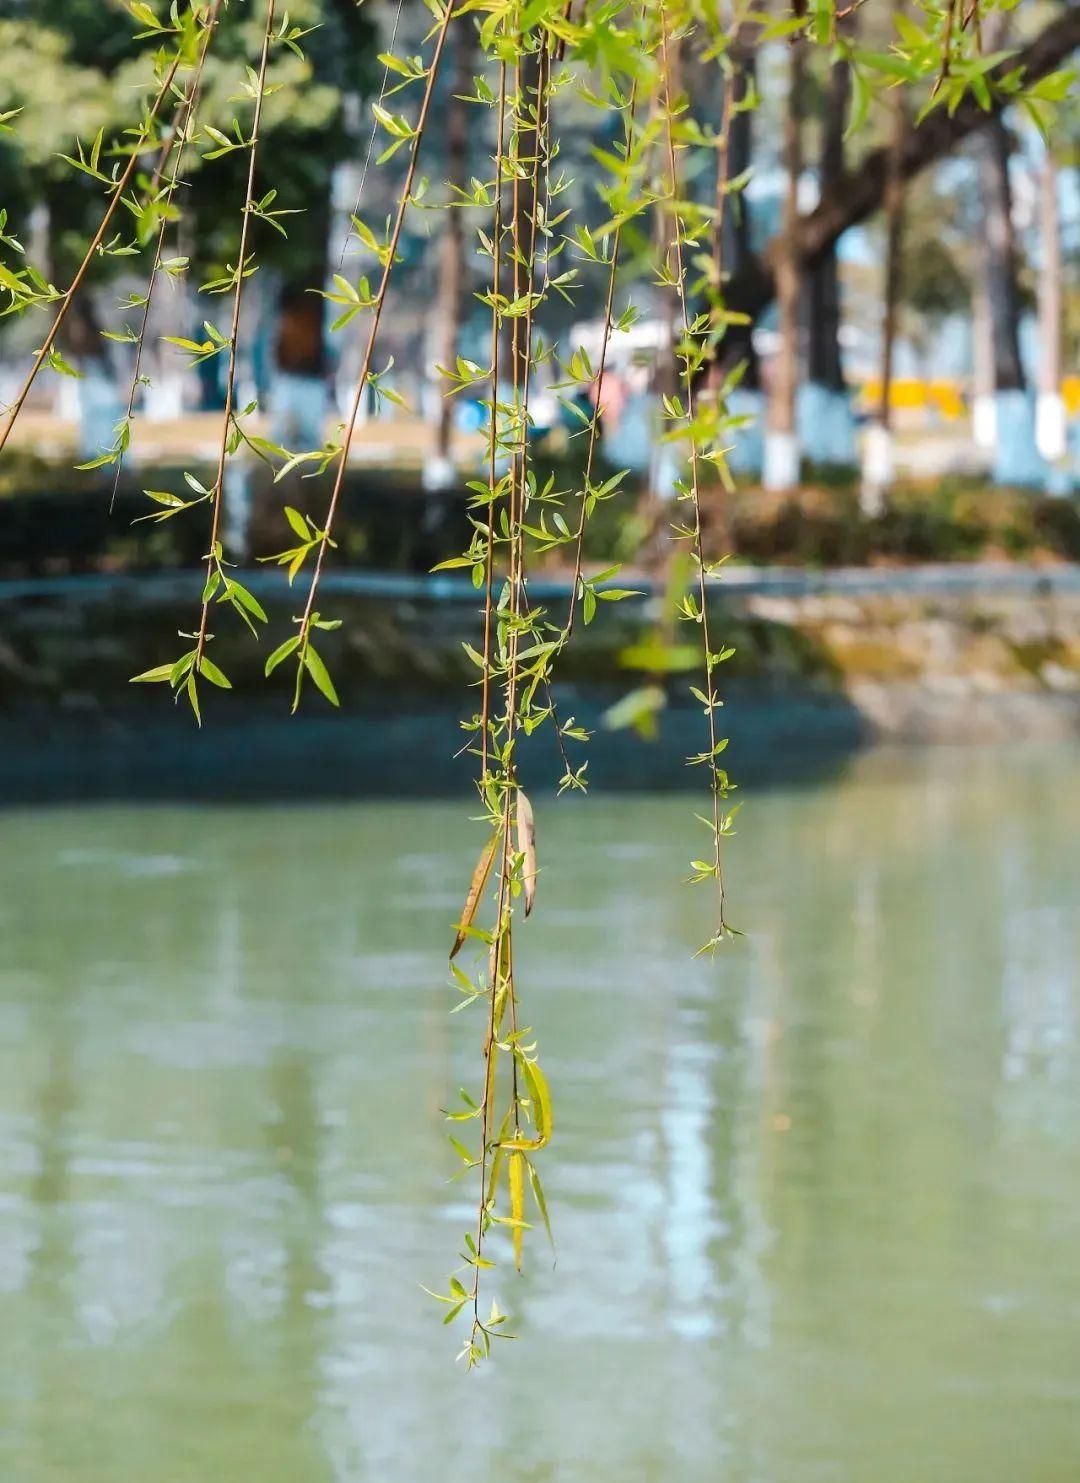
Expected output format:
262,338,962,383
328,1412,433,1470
0,563,1076,801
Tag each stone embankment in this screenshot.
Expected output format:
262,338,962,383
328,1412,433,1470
0,564,1076,798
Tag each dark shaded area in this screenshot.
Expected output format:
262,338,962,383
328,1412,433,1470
0,689,865,805
0,565,869,801
4,455,1080,579
0,461,473,577
2,562,1079,804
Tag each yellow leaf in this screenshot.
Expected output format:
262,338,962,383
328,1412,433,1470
500,1056,553,1152
509,1151,525,1272
485,1110,512,1207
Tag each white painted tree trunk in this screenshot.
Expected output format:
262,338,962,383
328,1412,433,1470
975,121,1043,487
144,369,186,422
860,422,893,517
797,383,857,467
1036,393,1067,465
270,372,328,452
1036,152,1065,468
58,364,125,461
422,451,456,491
972,393,997,452
970,279,996,451
993,390,1044,489
763,430,800,492
724,388,764,478
602,389,656,475
223,462,254,561
765,37,804,494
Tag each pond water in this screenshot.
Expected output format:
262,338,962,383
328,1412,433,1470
1,745,1079,1482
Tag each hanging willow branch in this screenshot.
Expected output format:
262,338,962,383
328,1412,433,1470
192,0,278,673
658,0,735,951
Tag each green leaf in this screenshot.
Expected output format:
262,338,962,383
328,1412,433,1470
526,1161,555,1253
265,635,300,676
129,664,174,684
225,580,268,623
185,673,202,726
284,506,309,539
303,645,340,707
198,656,232,689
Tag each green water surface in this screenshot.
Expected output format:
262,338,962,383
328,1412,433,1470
1,745,1079,1482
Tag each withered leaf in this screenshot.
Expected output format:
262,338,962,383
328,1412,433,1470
450,829,500,960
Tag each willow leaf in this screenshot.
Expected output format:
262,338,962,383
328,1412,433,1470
450,830,500,960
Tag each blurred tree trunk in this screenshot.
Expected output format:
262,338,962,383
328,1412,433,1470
713,34,759,391
711,33,763,480
1036,149,1065,463
270,183,332,454
861,0,906,513
709,33,765,480
803,38,856,470
44,188,124,460
805,50,847,397
764,33,804,491
427,19,475,487
975,117,1042,486
977,119,1024,395
970,259,995,448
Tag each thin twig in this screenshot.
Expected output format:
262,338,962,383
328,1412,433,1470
659,0,730,940
478,62,509,785
336,0,406,272
195,0,277,662
931,0,958,99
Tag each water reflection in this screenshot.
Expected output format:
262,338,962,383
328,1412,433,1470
1,745,1079,1481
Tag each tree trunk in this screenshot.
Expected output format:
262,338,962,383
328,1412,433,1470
977,119,1024,396
426,19,475,489
861,2,906,513
802,42,856,469
764,35,804,492
970,264,995,449
711,36,764,478
1036,149,1065,464
713,36,759,391
805,51,847,395
43,188,124,461
976,118,1042,487
270,185,332,455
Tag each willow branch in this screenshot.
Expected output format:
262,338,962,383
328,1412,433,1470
194,0,277,663
478,61,509,785
659,1,729,941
